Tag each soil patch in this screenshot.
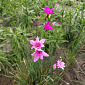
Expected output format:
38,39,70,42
0,71,15,85
54,46,85,85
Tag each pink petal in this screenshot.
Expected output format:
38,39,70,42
50,8,53,13
60,59,62,62
40,39,45,43
41,44,44,47
42,51,49,57
52,11,54,13
47,22,50,25
31,52,35,56
50,24,53,27
57,59,62,63
61,62,65,67
43,26,45,28
48,6,50,10
46,27,49,30
50,27,53,30
51,8,53,12
39,54,43,60
45,23,47,26
53,64,56,70
34,55,39,62
31,46,35,49
30,40,35,45
36,36,39,42
44,7,48,14
45,6,47,10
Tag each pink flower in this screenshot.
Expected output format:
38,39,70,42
53,59,65,70
44,6,54,15
31,49,49,62
53,64,56,70
43,22,53,30
30,36,45,49
57,59,65,70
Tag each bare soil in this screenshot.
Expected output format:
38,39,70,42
0,70,15,85
54,47,85,85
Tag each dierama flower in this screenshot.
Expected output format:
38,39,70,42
31,49,49,62
53,59,65,70
43,22,53,30
57,59,65,70
30,36,45,49
44,6,54,15
53,64,56,70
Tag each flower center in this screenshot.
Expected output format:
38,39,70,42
46,26,49,28
38,51,41,54
36,42,40,47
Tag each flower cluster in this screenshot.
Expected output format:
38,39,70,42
53,59,65,70
30,6,65,70
43,6,65,70
30,36,49,62
43,6,54,31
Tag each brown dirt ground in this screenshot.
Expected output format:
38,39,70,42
0,70,16,85
53,47,85,85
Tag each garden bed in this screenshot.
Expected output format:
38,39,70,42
0,0,85,85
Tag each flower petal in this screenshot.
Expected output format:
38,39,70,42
47,22,50,25
42,51,49,57
39,54,43,60
45,23,47,26
41,44,44,47
31,46,35,49
30,40,35,45
50,7,53,12
50,27,53,30
52,11,54,13
48,6,50,10
31,52,35,56
43,26,45,28
40,39,45,43
50,24,53,27
36,36,39,42
34,55,39,62
53,64,56,70
45,6,47,10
